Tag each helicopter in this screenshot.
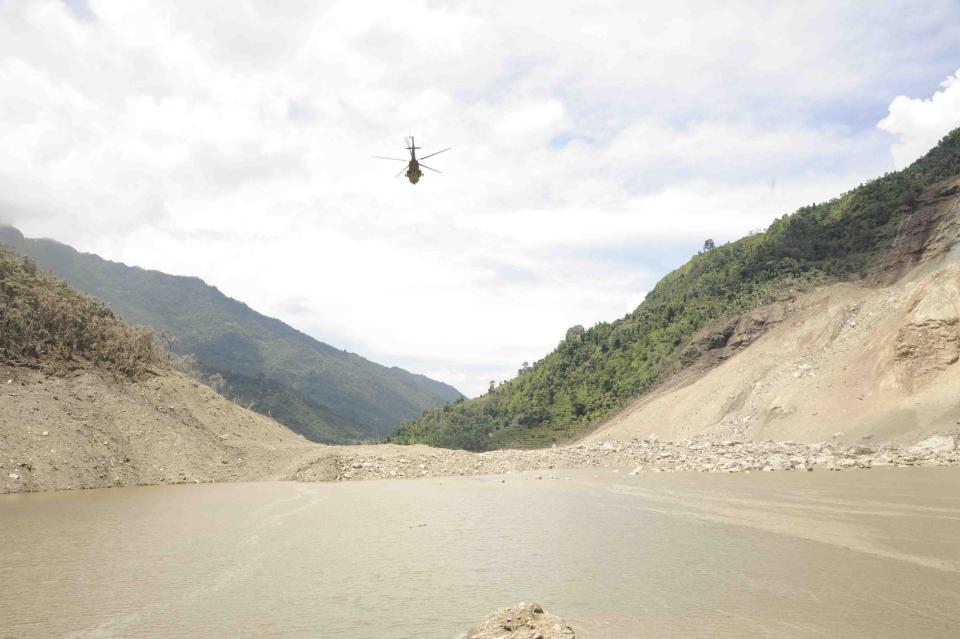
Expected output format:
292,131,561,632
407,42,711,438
373,137,450,184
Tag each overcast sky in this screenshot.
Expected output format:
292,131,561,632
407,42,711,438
2,1,960,396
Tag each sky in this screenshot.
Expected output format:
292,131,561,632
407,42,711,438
2,1,960,396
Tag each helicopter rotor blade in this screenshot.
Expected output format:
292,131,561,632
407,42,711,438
419,163,442,174
372,155,408,162
419,147,451,161
394,166,407,178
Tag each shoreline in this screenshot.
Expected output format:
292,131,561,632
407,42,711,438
4,432,958,495
292,433,960,481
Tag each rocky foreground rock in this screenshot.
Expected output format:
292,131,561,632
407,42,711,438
460,603,576,639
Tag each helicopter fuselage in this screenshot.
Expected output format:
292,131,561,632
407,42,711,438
406,156,422,184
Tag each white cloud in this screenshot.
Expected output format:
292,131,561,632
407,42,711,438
2,1,959,396
878,68,960,168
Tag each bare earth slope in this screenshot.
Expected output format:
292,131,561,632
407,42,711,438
0,366,316,493
586,181,960,446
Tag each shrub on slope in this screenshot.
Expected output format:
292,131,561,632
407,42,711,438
0,246,166,378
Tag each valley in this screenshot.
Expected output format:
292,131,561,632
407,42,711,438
5,132,960,495
5,4,960,638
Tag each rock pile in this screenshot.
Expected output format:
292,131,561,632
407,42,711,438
291,433,960,483
460,602,576,639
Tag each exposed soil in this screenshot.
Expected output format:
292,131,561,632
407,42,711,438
0,365,313,493
586,188,960,446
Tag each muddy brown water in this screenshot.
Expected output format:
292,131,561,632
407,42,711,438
2,468,960,638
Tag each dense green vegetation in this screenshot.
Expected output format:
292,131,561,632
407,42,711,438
0,245,166,378
0,229,462,443
390,128,960,451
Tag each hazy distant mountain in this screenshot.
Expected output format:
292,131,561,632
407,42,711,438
0,226,462,443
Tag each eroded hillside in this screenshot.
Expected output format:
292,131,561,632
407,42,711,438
0,366,317,492
587,178,960,444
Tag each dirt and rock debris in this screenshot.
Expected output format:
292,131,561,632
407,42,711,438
290,432,960,485
0,365,310,493
4,355,958,494
460,603,577,639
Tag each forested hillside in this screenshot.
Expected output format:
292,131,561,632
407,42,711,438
389,128,960,451
0,229,462,443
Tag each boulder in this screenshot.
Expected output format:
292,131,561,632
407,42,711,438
766,454,787,470
909,435,956,455
871,454,894,466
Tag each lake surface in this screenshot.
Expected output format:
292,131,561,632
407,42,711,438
2,468,960,638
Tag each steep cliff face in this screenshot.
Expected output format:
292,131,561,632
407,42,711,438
876,177,960,281
587,181,960,445
893,265,960,391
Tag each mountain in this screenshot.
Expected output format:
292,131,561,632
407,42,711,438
0,228,462,443
389,128,960,451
